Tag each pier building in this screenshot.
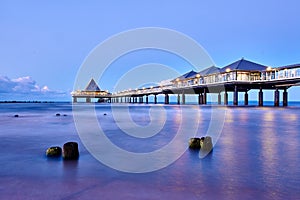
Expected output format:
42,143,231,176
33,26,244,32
71,78,111,103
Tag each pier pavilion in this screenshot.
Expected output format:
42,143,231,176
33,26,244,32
73,58,300,106
71,78,111,103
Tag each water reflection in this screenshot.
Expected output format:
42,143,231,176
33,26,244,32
1,103,300,199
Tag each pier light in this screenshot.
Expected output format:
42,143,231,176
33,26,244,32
196,74,200,78
226,68,231,73
142,87,145,90
266,67,272,71
150,86,153,89
176,78,180,82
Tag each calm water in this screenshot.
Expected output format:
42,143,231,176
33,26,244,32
0,103,299,199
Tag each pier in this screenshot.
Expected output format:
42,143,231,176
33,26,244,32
72,58,300,106
71,79,111,103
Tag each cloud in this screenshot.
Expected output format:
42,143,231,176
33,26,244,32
0,75,70,101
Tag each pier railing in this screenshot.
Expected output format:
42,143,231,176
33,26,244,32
114,66,300,97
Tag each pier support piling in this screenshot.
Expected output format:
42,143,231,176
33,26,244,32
203,89,207,104
198,94,201,105
274,88,280,107
154,95,157,104
258,88,263,107
283,88,288,107
146,95,148,104
182,93,186,104
224,90,228,105
233,85,238,105
73,97,77,103
86,97,91,103
164,94,169,104
177,94,180,104
244,91,248,106
218,93,221,105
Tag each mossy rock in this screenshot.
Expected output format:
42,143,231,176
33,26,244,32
200,136,213,152
46,146,62,157
189,138,201,149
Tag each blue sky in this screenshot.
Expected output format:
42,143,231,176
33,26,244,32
1,0,300,101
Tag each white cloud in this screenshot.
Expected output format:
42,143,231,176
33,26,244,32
0,75,70,101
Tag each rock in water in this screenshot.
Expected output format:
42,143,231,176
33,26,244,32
189,138,201,149
200,136,213,152
63,142,79,160
14,114,19,118
56,113,61,116
46,146,62,157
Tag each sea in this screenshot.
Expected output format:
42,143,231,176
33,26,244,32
0,102,299,200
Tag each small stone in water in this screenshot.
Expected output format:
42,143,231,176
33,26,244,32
46,146,62,157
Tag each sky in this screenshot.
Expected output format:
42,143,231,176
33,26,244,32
1,0,300,101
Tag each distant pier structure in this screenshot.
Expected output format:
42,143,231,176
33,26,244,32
71,79,111,103
72,58,300,106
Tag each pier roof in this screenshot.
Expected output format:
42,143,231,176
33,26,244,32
277,63,300,70
199,66,220,76
173,70,198,81
84,78,101,91
220,58,267,72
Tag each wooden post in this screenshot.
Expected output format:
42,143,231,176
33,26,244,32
154,95,157,104
177,94,180,104
198,93,201,105
146,95,148,104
